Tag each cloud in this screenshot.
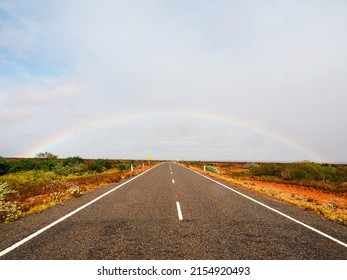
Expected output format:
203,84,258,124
0,107,33,124
0,1,347,162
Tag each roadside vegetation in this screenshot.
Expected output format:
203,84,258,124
183,161,347,226
0,154,148,224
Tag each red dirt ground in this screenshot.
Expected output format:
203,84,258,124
246,179,347,208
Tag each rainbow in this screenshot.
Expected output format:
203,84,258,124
22,110,326,162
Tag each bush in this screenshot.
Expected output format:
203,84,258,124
249,161,346,182
8,159,39,173
40,159,61,171
118,163,130,170
0,158,10,175
52,163,69,176
248,161,347,183
250,163,282,176
285,162,323,181
206,165,220,174
67,163,88,175
88,162,105,173
96,159,112,170
327,165,347,182
63,156,85,166
245,163,259,170
281,168,292,180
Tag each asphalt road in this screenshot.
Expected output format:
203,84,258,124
1,162,347,260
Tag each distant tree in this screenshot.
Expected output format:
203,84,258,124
35,152,58,159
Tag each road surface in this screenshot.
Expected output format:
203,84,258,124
1,162,347,259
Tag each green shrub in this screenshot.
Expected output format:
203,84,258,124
88,162,105,173
67,163,88,175
247,161,347,183
245,163,259,170
63,156,85,166
0,158,10,175
328,165,347,182
118,163,130,170
40,159,61,171
250,163,282,176
8,159,39,173
96,159,112,169
52,163,69,176
248,161,347,182
206,165,220,174
285,162,323,181
281,168,292,180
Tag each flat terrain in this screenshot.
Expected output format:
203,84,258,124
1,162,347,259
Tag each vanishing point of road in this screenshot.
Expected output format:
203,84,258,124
1,162,347,259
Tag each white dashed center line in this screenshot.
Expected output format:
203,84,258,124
176,202,183,220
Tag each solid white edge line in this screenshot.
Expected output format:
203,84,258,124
176,202,183,220
0,163,163,258
179,164,347,249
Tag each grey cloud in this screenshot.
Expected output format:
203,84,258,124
0,0,346,162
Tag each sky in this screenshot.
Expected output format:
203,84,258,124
0,0,346,163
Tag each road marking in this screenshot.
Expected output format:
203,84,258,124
181,164,347,249
172,179,175,184
171,172,173,175
176,202,183,220
0,164,162,258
